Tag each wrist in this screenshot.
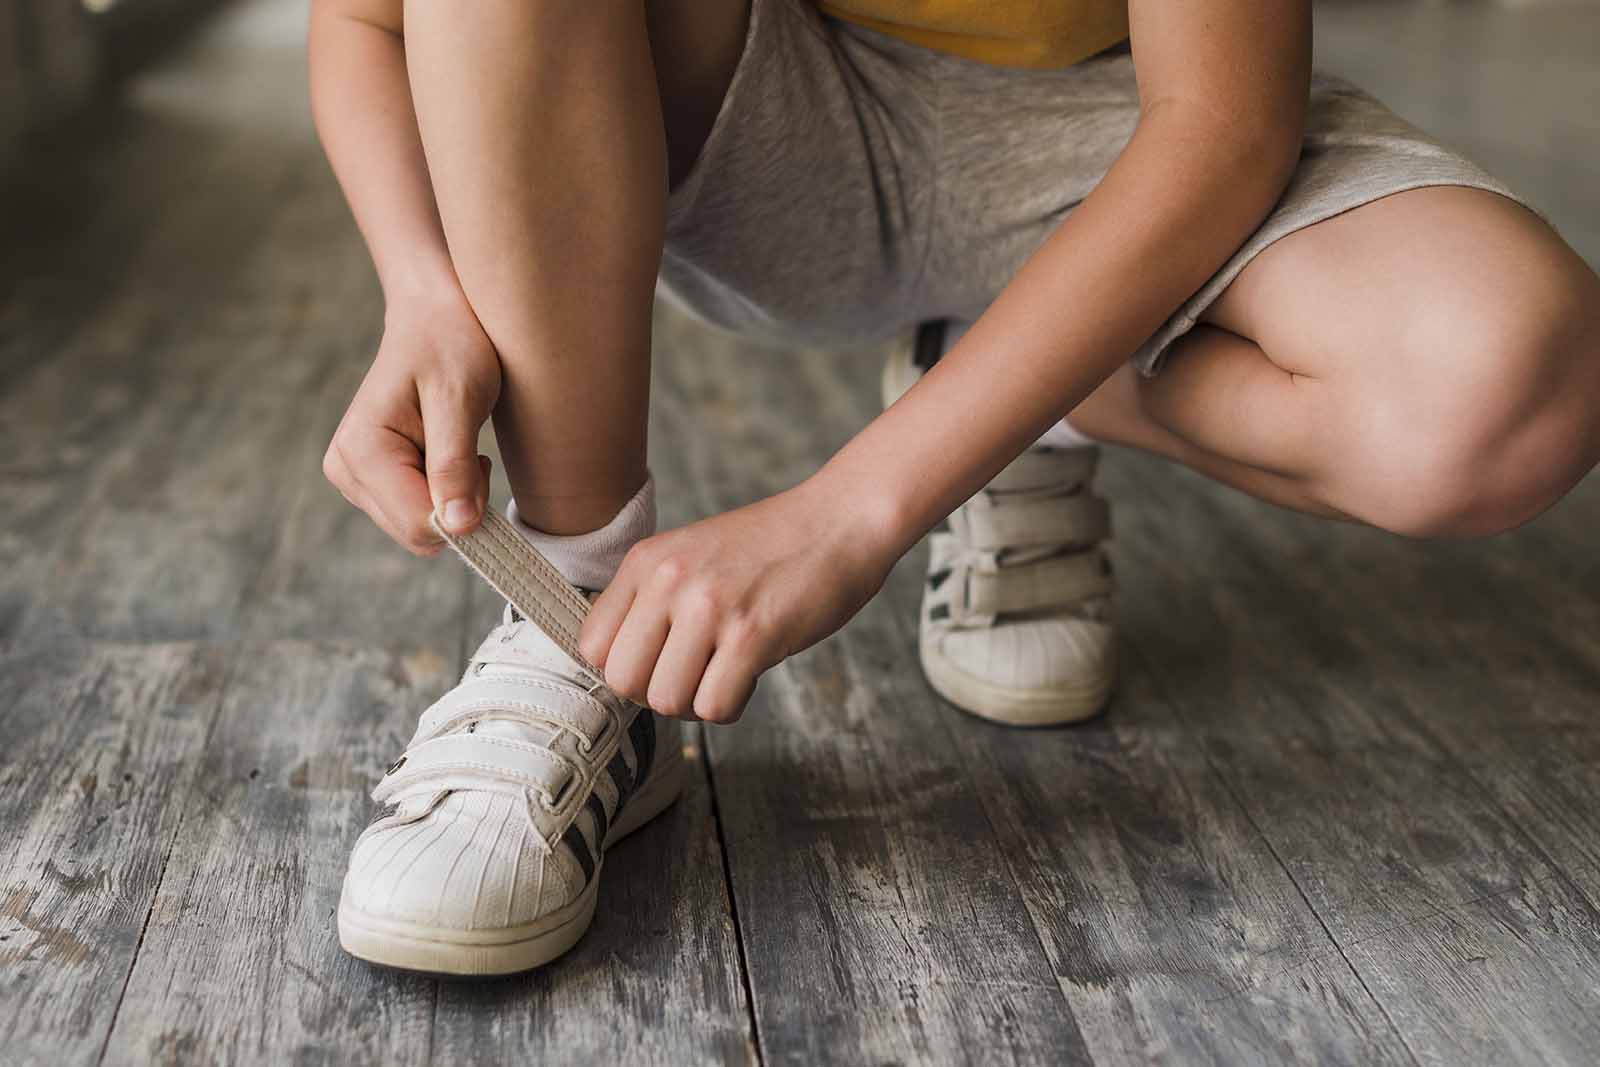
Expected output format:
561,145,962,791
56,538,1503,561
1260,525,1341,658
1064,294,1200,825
380,262,472,330
798,460,919,573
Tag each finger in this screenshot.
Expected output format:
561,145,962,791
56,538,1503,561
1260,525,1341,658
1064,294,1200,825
692,645,761,725
346,428,442,554
327,447,435,554
645,617,717,719
580,565,641,668
420,385,486,534
476,455,493,516
600,595,672,705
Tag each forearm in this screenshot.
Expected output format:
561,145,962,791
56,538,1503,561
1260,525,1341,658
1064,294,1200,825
307,2,458,306
817,105,1301,555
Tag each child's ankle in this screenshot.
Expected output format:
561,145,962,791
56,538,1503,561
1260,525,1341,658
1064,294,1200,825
508,475,656,590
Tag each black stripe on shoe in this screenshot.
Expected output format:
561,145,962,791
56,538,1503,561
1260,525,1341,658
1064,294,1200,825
606,750,635,812
585,792,610,847
628,711,657,782
561,824,596,884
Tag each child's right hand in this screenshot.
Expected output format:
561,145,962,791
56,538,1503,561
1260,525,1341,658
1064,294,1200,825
322,291,502,555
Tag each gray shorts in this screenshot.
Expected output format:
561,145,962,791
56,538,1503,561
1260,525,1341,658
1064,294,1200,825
659,0,1528,374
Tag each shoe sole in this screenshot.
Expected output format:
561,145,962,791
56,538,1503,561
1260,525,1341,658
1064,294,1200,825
337,751,688,976
922,639,1115,727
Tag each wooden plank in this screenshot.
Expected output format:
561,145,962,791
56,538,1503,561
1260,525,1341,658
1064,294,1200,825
1109,453,1600,1064
894,589,1412,1063
1249,479,1600,880
1193,472,1600,1064
0,0,310,386
0,0,337,642
99,641,443,1066
0,640,225,1066
1340,873,1600,1065
651,308,1091,1063
6,169,386,644
0,126,462,645
708,590,1091,1064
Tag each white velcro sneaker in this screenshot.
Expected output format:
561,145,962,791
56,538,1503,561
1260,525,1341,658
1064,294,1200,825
337,510,684,975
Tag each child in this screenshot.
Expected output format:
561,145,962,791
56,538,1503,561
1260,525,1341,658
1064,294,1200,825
310,0,1600,974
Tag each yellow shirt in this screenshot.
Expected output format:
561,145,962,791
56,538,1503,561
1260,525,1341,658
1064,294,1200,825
819,0,1129,70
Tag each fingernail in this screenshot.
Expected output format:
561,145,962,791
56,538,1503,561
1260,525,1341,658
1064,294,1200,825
443,498,475,529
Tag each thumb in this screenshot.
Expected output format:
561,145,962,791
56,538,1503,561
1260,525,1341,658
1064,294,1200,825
420,387,488,534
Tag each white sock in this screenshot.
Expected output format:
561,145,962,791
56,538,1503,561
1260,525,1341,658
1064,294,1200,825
507,474,657,591
1035,417,1097,450
940,319,1097,451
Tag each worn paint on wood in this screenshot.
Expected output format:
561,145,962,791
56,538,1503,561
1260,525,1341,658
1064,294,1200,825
0,642,226,1064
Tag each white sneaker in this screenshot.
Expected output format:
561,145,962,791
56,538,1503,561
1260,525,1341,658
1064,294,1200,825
338,512,684,975
882,323,1117,726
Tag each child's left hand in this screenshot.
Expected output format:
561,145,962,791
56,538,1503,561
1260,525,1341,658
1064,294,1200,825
577,480,899,723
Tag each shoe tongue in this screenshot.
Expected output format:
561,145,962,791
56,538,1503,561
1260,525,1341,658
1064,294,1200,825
501,602,595,673
462,609,588,747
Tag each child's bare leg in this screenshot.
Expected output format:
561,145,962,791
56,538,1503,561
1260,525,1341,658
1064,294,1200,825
400,0,666,536
1065,190,1600,537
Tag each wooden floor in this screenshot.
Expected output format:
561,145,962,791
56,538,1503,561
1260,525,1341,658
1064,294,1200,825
4,1,1599,1063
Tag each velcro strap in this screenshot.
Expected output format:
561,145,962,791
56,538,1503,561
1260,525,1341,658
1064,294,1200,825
432,509,596,674
413,676,612,747
373,733,572,803
965,550,1114,616
986,446,1098,493
953,492,1110,551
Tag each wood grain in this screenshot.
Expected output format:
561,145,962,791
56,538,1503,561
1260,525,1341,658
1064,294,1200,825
0,641,226,1065
99,642,443,1067
1110,453,1600,1065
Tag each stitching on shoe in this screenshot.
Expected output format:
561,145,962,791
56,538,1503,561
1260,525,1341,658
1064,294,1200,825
435,511,595,666
383,734,577,791
421,698,601,739
433,676,611,719
449,512,584,629
471,534,582,648
477,513,591,620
